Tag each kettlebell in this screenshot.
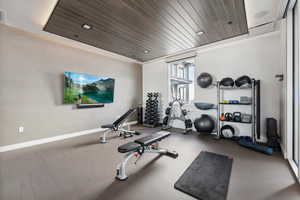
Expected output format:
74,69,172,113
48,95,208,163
220,113,225,121
233,112,242,122
225,113,233,121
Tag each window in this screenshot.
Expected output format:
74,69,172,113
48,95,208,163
168,58,195,103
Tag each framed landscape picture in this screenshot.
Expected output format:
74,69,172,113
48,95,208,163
63,72,115,104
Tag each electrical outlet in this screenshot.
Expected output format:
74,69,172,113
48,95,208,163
0,9,7,24
19,126,24,133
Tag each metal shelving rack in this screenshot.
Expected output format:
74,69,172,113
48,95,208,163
216,80,257,142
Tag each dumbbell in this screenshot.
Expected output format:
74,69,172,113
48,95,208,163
185,119,193,128
165,107,171,115
147,93,153,98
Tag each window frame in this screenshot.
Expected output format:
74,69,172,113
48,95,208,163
168,58,195,103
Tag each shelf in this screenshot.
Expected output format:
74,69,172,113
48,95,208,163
217,80,258,141
219,103,251,105
220,120,252,124
220,86,251,90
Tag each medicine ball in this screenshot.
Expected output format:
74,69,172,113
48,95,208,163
221,125,235,138
197,73,213,88
235,75,251,87
220,77,234,87
194,114,215,133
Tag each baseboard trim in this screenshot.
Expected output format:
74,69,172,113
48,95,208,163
0,121,138,153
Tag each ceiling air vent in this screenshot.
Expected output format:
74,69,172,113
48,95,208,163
0,9,6,24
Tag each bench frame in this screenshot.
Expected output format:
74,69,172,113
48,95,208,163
116,132,178,181
100,123,136,143
116,142,168,181
100,108,138,143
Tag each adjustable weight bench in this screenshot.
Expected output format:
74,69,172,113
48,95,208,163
100,108,140,143
116,131,178,181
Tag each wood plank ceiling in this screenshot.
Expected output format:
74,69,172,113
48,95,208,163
44,0,248,62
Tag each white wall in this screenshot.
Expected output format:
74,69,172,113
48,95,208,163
142,60,169,121
0,25,142,146
143,32,282,141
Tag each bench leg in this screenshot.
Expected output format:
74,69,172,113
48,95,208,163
100,129,111,143
119,126,136,138
144,148,178,158
144,148,167,154
116,152,136,181
116,148,177,181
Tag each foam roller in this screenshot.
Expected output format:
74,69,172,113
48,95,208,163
239,136,273,155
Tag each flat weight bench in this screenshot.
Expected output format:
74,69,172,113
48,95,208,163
100,108,140,143
116,131,178,181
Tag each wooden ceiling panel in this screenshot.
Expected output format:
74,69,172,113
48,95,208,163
44,0,248,62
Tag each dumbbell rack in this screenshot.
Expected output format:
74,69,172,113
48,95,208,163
216,80,260,142
144,92,160,128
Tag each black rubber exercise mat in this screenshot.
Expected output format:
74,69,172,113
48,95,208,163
174,151,233,200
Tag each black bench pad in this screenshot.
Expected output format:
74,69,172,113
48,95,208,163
118,142,141,153
118,131,171,153
101,124,114,129
134,131,170,146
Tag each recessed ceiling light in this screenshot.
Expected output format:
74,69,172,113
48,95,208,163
144,50,150,54
82,23,92,30
196,31,204,35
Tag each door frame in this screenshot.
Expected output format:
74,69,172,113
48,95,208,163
286,0,300,181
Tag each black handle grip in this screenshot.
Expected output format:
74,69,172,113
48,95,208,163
233,112,241,117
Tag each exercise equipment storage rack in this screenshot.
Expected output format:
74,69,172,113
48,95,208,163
216,80,261,142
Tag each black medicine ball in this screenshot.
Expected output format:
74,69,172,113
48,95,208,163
194,114,215,133
220,77,234,87
235,75,251,87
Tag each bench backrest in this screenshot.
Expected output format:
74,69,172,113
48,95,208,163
113,108,136,128
134,131,170,146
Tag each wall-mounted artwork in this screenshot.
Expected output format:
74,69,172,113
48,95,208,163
64,72,115,104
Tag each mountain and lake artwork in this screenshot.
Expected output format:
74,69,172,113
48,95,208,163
64,72,115,104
